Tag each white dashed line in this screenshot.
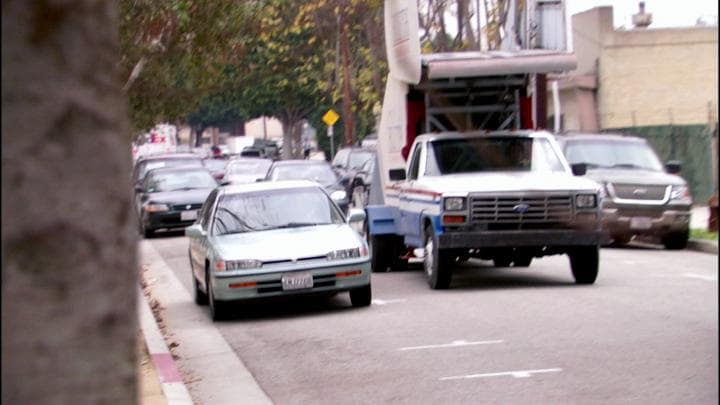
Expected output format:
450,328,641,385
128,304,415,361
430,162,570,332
440,368,562,381
682,273,717,282
398,339,503,351
372,298,408,306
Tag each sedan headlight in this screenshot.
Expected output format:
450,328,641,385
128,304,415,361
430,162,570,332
670,185,692,203
327,248,360,260
218,259,263,271
330,190,347,201
144,203,169,212
444,197,466,211
575,194,598,209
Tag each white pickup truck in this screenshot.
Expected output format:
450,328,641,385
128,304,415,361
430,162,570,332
368,130,605,288
365,0,604,288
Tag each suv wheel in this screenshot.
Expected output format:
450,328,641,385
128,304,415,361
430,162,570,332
661,230,689,250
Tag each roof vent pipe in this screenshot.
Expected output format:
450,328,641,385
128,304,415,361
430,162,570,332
632,2,653,28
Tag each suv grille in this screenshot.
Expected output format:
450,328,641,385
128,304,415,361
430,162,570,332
609,184,668,201
470,194,573,229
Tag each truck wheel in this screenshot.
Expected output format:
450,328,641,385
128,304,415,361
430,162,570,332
370,235,392,272
513,255,533,267
661,230,689,250
569,246,599,285
424,225,453,289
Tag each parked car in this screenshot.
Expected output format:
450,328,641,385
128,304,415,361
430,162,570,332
331,147,375,201
223,158,273,184
185,180,371,320
265,160,350,213
135,166,218,237
203,157,230,182
556,133,692,249
132,153,204,190
349,156,375,208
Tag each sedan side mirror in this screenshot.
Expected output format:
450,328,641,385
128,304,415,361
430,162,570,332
185,224,205,237
665,160,682,174
571,163,587,176
389,168,406,181
346,208,366,224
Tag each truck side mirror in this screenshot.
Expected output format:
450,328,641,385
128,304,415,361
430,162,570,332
665,160,682,174
571,163,587,176
389,168,406,181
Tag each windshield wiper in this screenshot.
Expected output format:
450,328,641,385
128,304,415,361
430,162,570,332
273,222,326,229
610,163,644,169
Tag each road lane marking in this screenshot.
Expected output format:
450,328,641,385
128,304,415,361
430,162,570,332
683,273,717,281
440,368,562,381
398,339,503,351
372,298,408,306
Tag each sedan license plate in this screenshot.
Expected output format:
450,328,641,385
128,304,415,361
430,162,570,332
281,272,313,291
630,216,652,230
180,210,197,221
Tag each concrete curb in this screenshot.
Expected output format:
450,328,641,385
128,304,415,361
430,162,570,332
687,238,719,254
138,287,195,405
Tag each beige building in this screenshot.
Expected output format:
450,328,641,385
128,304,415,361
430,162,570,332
548,5,718,131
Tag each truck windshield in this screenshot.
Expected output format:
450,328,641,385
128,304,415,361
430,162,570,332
425,137,566,175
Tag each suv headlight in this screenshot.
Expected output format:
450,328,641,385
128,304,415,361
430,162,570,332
327,248,360,260
575,194,598,209
444,197,466,211
670,185,692,203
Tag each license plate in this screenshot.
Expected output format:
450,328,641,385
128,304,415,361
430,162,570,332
630,216,652,230
281,272,313,290
180,210,197,221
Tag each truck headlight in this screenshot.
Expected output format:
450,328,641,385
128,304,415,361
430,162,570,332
575,194,597,209
444,197,466,211
327,248,360,260
670,185,692,203
144,203,169,212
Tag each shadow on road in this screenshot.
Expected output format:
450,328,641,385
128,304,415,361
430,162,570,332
212,293,364,323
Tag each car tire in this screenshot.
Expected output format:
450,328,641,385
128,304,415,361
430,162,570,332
349,284,372,307
424,225,453,289
370,235,392,273
207,270,227,321
661,230,689,250
610,234,632,247
190,251,208,305
493,257,512,267
513,254,533,267
569,246,599,285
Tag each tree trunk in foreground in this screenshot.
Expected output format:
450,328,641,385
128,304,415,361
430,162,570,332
2,1,137,403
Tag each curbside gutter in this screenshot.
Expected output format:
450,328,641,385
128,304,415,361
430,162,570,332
687,238,719,255
138,287,194,405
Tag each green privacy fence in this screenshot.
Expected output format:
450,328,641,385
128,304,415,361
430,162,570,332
604,124,716,204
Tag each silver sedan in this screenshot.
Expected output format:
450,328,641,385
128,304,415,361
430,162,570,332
186,180,371,320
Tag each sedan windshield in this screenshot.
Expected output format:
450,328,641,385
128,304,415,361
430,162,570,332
140,159,202,180
212,188,344,235
145,170,217,192
564,140,663,171
268,164,339,187
426,137,566,175
348,151,373,170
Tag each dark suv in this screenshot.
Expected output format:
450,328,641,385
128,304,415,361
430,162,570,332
556,133,692,249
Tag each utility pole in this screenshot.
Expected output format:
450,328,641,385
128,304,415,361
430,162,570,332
339,7,355,146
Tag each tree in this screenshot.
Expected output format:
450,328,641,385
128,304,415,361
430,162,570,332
2,1,136,403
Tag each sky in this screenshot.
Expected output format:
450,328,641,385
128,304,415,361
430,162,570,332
567,0,719,28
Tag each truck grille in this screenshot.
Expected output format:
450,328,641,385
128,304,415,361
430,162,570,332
609,184,668,201
470,194,573,229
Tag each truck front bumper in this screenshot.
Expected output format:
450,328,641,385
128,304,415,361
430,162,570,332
438,229,605,249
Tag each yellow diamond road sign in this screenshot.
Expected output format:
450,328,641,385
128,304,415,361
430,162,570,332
322,109,340,126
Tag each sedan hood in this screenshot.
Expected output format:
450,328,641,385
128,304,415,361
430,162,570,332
146,188,214,205
210,224,365,261
419,172,601,193
584,169,686,186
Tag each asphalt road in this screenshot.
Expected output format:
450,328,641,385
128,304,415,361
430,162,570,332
146,233,718,405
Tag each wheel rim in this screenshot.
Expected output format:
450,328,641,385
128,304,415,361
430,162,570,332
424,236,434,278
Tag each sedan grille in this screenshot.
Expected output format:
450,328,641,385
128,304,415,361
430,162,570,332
609,184,668,201
470,193,573,230
171,203,203,211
